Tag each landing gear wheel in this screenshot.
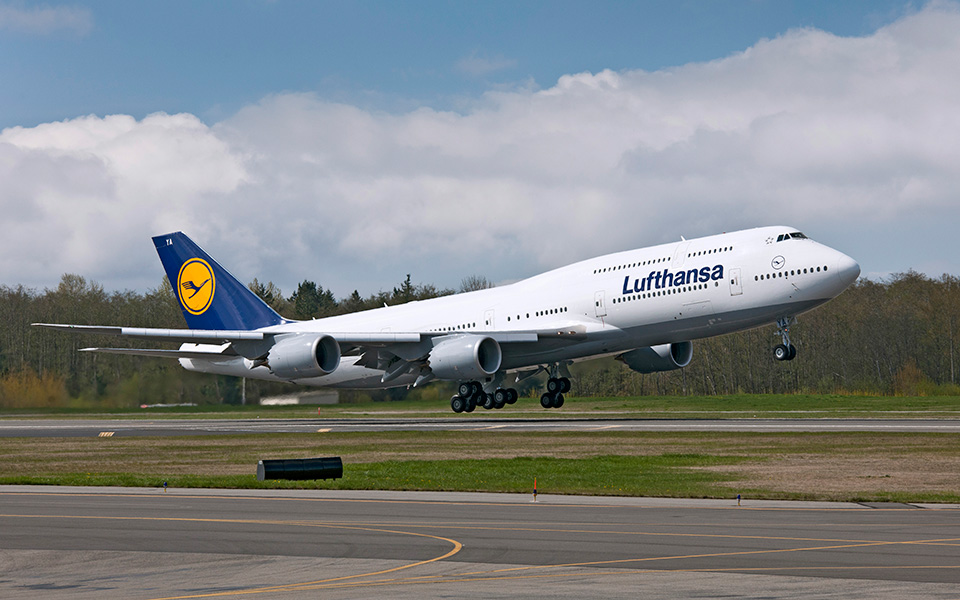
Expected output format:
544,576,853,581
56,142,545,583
540,393,553,409
559,377,571,393
465,396,476,412
494,389,507,404
506,388,518,404
774,317,797,361
493,396,506,409
547,378,562,394
451,395,465,413
553,393,564,408
458,382,474,397
774,344,789,361
482,393,495,410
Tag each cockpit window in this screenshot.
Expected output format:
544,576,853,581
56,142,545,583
777,232,808,242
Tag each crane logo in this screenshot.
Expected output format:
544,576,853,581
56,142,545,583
177,258,215,315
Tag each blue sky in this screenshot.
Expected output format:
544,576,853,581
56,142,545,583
1,1,914,129
1,1,956,297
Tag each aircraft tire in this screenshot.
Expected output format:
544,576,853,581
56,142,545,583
774,344,789,361
494,389,508,404
465,396,476,412
554,393,564,408
458,382,473,397
451,395,466,413
787,344,797,360
547,378,561,393
559,377,571,393
540,393,553,409
506,388,518,404
483,393,495,410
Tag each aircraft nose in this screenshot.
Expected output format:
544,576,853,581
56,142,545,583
835,252,860,287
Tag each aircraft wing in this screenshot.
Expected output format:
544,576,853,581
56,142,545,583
37,321,552,387
34,323,539,344
34,323,266,343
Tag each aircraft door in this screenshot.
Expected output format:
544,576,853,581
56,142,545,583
484,309,495,330
729,268,743,296
594,291,607,318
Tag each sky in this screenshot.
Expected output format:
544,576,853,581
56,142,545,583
1,0,957,298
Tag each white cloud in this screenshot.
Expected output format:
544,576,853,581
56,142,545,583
0,2,93,36
3,3,960,295
0,113,246,288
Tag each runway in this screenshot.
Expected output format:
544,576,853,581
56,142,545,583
2,486,960,599
3,417,960,437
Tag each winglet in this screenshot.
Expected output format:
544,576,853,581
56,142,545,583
153,232,285,330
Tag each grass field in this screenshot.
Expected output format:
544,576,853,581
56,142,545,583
2,429,959,503
5,393,960,419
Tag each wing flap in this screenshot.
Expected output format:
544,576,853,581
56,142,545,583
80,347,239,360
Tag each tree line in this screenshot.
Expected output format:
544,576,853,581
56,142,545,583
0,270,956,409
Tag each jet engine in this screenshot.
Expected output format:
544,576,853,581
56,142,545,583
267,333,341,379
429,334,502,381
617,341,693,374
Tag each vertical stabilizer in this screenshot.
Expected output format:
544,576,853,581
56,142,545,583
153,232,285,330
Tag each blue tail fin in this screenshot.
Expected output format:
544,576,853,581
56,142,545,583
153,232,285,330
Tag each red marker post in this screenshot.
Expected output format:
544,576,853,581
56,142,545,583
533,478,537,503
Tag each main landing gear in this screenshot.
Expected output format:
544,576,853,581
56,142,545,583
540,376,571,409
450,381,518,413
450,365,573,413
774,316,798,361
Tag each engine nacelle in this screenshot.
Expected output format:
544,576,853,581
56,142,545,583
268,334,341,380
429,334,502,381
617,342,693,374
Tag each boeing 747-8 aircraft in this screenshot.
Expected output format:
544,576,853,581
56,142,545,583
37,226,859,412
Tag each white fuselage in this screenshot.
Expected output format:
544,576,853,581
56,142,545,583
180,226,860,388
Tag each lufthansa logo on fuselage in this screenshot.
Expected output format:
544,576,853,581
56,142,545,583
177,258,215,315
621,264,724,295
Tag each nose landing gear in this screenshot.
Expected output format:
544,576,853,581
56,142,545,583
774,317,798,361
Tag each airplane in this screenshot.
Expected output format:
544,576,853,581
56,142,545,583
36,226,860,412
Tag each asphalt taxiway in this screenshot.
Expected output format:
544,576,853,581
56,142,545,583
2,486,959,599
3,417,960,437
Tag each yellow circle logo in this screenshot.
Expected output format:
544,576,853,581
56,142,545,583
177,258,215,315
